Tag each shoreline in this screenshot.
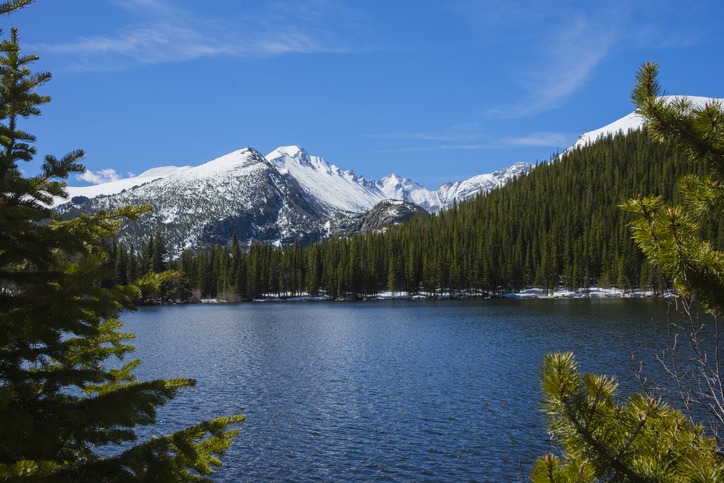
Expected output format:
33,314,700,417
189,287,673,305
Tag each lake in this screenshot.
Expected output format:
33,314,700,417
121,298,674,481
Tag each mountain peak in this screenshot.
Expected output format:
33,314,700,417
375,174,441,212
184,147,268,178
379,173,404,184
267,145,313,167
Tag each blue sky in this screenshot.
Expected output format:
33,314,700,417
9,0,724,189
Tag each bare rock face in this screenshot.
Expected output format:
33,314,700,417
328,200,429,237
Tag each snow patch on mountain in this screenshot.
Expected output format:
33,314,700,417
375,174,442,212
171,147,268,179
437,162,532,206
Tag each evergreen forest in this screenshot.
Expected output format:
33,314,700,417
109,129,723,302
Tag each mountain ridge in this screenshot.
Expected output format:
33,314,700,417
55,145,533,251
60,144,530,214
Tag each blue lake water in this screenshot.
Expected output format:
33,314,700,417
121,298,673,481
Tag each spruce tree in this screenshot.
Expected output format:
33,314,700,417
0,2,243,480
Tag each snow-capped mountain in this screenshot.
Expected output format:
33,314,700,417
56,145,532,251
58,148,327,250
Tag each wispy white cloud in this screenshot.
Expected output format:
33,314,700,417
36,1,362,71
451,0,717,119
77,168,124,185
375,144,494,154
110,0,171,14
374,129,570,153
500,132,571,147
485,14,618,119
369,123,485,143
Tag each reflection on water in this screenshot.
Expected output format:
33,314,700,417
122,299,670,481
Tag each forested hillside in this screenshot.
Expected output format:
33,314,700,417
111,130,723,301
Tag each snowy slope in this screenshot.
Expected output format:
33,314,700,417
266,146,385,213
570,95,720,150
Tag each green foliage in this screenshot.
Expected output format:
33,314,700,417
532,353,724,482
623,62,724,316
0,3,242,480
0,1,32,15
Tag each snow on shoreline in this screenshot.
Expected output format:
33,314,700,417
197,287,670,304
500,287,658,299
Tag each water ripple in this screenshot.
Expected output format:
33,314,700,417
123,299,669,481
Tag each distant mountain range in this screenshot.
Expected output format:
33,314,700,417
55,145,531,251
55,95,720,252
59,145,531,213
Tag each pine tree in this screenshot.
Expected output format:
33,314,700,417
127,244,139,284
531,353,724,482
114,243,129,286
150,229,167,274
622,62,724,316
0,3,243,480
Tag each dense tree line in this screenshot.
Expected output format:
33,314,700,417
113,130,723,301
